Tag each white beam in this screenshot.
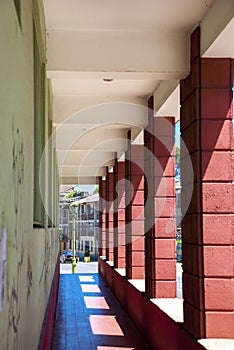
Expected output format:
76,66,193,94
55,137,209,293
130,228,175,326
47,30,190,76
53,95,147,124
153,80,179,114
60,177,98,185
54,101,148,126
57,150,115,166
154,84,180,122
201,0,234,56
59,165,107,177
55,127,128,151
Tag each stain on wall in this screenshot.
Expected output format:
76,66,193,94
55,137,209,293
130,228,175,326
12,119,24,250
3,122,26,347
0,212,7,313
27,255,33,301
7,245,24,349
0,2,59,349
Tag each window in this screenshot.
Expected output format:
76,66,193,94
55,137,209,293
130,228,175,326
14,0,21,27
47,118,54,228
63,209,68,220
33,24,46,227
59,209,63,224
85,240,89,251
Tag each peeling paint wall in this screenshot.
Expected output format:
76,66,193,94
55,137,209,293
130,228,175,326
0,1,59,349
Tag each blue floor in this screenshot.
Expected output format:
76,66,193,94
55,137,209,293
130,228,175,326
52,267,152,350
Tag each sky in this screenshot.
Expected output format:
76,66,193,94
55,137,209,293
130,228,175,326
75,185,96,194
175,121,180,147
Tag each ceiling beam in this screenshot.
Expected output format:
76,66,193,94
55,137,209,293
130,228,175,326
153,81,180,122
57,150,116,166
53,101,148,126
201,0,234,56
53,95,147,124
59,165,107,177
47,30,190,76
60,177,99,185
55,127,129,151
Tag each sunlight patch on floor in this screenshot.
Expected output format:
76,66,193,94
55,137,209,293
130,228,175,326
81,284,101,293
89,315,124,336
84,296,110,309
79,275,95,282
97,347,134,350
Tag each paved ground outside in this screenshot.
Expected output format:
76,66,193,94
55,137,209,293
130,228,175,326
60,261,99,274
176,263,183,299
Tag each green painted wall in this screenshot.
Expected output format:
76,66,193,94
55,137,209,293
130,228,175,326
0,1,59,349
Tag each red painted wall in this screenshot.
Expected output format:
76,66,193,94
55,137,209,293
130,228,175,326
99,258,206,350
39,256,60,350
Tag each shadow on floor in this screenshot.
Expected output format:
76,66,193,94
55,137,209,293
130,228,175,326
53,267,152,350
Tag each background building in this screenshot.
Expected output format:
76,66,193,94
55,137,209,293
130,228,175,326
59,191,99,260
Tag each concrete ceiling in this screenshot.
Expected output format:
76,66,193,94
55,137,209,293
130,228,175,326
44,0,234,185
44,0,213,31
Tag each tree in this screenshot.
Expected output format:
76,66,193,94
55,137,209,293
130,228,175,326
175,146,180,169
65,190,80,199
93,186,99,194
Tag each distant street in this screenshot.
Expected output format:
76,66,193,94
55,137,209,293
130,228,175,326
60,261,183,299
60,261,98,274
176,263,183,299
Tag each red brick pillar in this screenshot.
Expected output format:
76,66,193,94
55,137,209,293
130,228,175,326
106,171,114,262
114,160,126,268
99,177,106,257
145,97,176,298
180,27,234,339
126,132,145,279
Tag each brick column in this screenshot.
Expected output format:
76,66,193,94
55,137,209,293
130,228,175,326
126,132,145,279
99,177,106,257
180,27,234,339
106,171,114,262
114,160,126,268
145,97,176,298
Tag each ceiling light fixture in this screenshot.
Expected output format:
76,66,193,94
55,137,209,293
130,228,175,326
103,78,114,82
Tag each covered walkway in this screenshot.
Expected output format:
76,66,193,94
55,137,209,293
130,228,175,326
53,263,152,350
1,1,233,350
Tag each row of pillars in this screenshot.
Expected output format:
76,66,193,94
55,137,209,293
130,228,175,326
99,27,233,340
99,113,176,292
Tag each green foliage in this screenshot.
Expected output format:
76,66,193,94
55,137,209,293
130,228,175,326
175,146,180,168
93,186,99,194
65,190,80,199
